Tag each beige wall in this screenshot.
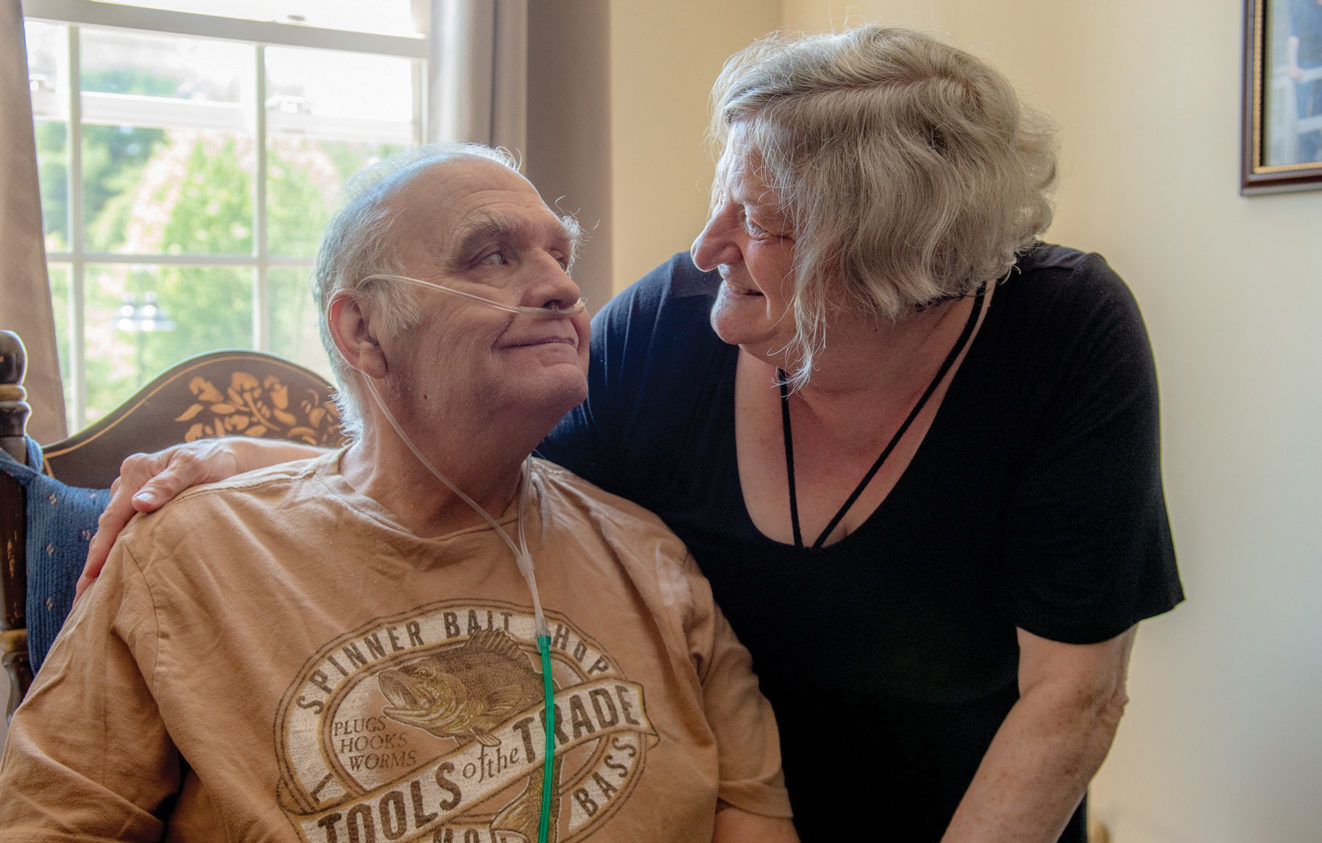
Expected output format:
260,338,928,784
607,0,782,291
526,1,614,309
885,4,1322,842
613,2,1322,841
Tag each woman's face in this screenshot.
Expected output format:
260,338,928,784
691,140,799,362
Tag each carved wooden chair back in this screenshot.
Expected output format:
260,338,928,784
0,329,344,718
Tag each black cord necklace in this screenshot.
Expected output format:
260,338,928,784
779,288,986,550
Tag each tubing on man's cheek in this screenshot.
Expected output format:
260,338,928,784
362,273,586,318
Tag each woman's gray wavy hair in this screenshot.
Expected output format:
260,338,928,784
312,142,522,440
709,25,1057,387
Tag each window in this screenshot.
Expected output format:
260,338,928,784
24,0,426,428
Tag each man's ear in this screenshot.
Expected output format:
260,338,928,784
328,292,388,379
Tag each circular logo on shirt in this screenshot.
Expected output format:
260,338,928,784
274,600,657,842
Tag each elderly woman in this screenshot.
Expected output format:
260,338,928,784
81,25,1181,842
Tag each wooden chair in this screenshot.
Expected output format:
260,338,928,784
0,329,344,718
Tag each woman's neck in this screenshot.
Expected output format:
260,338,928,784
769,296,975,417
733,289,989,547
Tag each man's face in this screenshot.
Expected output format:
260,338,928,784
376,157,590,432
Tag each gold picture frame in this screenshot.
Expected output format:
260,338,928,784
1242,0,1322,193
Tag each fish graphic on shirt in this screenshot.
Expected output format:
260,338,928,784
377,628,546,747
377,628,562,840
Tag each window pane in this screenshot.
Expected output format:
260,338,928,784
27,21,70,250
92,1,420,38
267,137,403,256
28,12,422,427
83,129,256,255
46,264,73,416
25,20,66,121
82,264,253,424
266,267,332,382
264,46,414,256
265,46,415,139
81,264,151,424
78,28,255,254
35,120,70,251
80,27,248,104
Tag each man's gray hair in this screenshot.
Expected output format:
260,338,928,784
709,25,1057,387
312,142,521,440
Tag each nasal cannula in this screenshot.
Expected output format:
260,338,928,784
362,273,586,319
355,275,571,843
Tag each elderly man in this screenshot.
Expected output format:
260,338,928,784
0,144,795,843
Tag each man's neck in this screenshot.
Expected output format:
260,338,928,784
339,434,527,539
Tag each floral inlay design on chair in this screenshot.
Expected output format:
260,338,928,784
177,372,341,445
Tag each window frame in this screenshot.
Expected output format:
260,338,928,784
23,0,427,426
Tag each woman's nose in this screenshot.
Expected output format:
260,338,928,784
690,203,741,271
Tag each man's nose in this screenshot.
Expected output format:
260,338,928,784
528,252,583,311
690,203,741,271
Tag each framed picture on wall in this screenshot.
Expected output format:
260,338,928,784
1242,0,1322,193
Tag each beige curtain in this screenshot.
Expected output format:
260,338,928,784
423,0,527,153
523,1,611,307
0,0,65,442
415,0,619,305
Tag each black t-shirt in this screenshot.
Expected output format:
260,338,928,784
541,243,1183,841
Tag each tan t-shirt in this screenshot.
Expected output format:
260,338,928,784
0,454,789,842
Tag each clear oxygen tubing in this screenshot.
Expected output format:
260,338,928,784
361,273,586,319
361,376,557,843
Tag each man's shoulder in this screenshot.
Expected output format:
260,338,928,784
184,450,335,499
121,451,340,543
532,458,697,573
533,458,679,534
532,459,710,631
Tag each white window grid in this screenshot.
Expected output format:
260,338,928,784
24,0,427,425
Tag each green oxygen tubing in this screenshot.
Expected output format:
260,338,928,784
364,377,558,842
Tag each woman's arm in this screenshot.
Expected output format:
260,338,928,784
941,626,1136,843
77,437,329,599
